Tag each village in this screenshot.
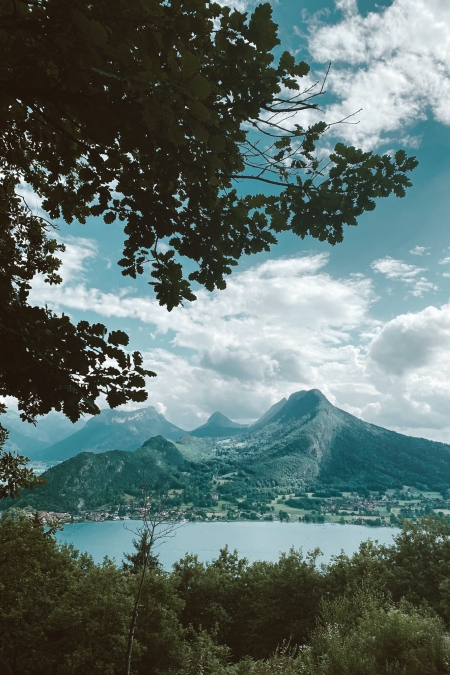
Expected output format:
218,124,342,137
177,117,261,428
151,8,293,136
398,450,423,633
19,486,450,528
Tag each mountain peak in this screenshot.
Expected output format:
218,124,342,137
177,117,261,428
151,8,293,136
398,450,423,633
268,389,331,426
206,411,242,428
189,411,246,438
288,389,329,403
34,405,186,461
85,405,163,427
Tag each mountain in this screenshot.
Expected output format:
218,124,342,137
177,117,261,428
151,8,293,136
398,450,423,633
252,397,288,429
10,436,188,512
2,409,85,457
189,411,248,438
10,389,450,513
33,406,186,461
228,389,450,490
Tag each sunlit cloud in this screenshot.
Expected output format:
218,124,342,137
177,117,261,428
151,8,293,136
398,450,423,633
371,256,438,297
299,0,450,150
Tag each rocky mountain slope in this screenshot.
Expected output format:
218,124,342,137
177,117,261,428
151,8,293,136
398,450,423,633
33,406,186,461
10,390,450,512
220,389,450,490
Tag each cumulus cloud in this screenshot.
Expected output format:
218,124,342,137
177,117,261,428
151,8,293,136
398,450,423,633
26,235,450,440
364,304,450,436
369,306,450,376
300,0,450,149
30,240,377,426
155,402,167,415
410,246,430,256
371,256,438,296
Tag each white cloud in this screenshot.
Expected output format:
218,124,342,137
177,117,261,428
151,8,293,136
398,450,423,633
16,183,45,214
215,0,258,12
369,305,450,376
29,235,97,297
439,256,450,264
155,402,167,415
30,241,377,426
334,0,357,16
26,235,450,441
302,0,450,149
371,256,438,296
365,304,450,435
371,257,426,280
410,246,430,256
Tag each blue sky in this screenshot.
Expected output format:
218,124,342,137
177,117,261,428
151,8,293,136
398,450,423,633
18,0,450,440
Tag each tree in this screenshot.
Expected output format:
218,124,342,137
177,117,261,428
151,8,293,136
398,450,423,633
0,182,155,424
1,0,418,498
304,589,449,675
0,403,44,498
1,0,418,425
122,530,161,574
124,484,185,675
0,510,132,674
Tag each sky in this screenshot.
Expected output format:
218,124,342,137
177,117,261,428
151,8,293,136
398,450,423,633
17,0,450,440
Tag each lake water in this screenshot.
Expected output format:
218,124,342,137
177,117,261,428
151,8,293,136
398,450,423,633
56,521,398,569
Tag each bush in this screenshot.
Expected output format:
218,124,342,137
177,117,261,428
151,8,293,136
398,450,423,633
304,591,449,675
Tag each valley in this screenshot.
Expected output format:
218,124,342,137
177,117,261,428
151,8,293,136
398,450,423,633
26,485,450,529
5,389,450,528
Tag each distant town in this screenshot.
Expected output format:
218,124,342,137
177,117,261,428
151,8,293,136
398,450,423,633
16,486,450,528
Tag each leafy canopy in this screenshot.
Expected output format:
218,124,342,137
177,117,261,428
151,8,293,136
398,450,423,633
0,0,418,425
0,405,44,498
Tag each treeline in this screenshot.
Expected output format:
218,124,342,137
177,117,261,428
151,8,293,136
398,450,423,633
1,512,450,674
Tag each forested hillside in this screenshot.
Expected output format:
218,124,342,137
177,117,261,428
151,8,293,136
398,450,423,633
6,390,450,520
1,512,449,674
10,391,450,514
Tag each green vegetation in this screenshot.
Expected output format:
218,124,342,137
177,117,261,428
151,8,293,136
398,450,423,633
0,403,44,498
4,433,450,528
0,2,438,672
5,391,450,525
2,512,450,674
0,0,417,423
1,0,417,497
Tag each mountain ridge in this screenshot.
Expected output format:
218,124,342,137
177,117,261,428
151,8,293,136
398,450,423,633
9,389,450,513
33,406,186,461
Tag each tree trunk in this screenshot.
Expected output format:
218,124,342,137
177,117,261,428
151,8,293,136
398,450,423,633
125,531,154,675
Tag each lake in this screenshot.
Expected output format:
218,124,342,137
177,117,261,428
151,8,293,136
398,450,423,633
56,521,398,569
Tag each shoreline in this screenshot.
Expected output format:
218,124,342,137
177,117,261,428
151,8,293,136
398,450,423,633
59,519,400,530
54,520,400,568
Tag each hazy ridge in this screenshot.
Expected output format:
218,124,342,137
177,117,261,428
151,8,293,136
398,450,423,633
6,389,450,513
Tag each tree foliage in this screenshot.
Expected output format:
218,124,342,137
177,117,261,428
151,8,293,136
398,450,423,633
0,0,418,425
0,181,155,423
2,515,450,674
0,403,44,498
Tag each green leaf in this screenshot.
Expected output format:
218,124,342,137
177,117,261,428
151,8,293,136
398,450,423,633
189,73,211,100
108,330,129,347
208,135,226,153
103,211,116,224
